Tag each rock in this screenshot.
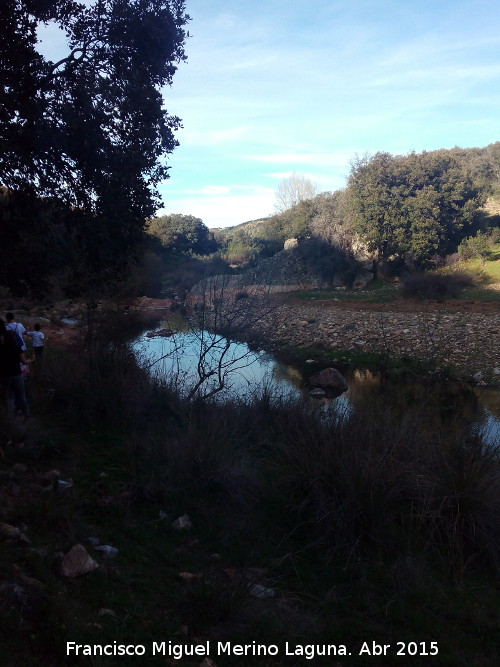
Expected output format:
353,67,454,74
309,388,326,397
283,238,299,250
305,359,317,364
249,583,275,599
94,545,119,559
171,514,192,530
177,572,203,582
60,544,99,577
40,469,61,485
493,367,500,376
200,659,218,667
0,523,21,540
473,371,484,382
54,479,73,492
19,574,45,590
145,328,174,338
309,368,348,391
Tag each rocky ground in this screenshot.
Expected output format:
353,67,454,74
259,297,500,382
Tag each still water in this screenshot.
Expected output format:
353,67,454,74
131,318,500,447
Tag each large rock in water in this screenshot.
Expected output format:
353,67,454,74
309,368,348,392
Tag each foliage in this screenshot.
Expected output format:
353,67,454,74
400,271,474,300
1,329,499,665
458,230,494,262
0,0,189,297
348,150,485,267
147,213,216,255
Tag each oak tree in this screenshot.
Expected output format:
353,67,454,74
0,0,189,296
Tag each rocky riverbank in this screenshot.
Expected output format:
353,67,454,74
258,302,500,383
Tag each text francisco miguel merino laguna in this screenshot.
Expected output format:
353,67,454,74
67,639,434,659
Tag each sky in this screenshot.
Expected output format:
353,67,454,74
37,0,500,228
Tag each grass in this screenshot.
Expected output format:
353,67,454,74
1,336,499,666
290,280,399,304
289,259,500,305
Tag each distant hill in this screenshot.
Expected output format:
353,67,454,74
210,217,270,238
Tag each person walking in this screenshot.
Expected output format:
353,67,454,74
0,319,31,419
5,312,27,351
27,323,45,361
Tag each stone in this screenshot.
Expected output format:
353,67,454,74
60,544,99,577
94,545,119,559
249,583,275,599
309,388,326,397
54,479,73,492
171,514,192,530
98,608,117,618
283,237,299,250
145,328,174,338
0,523,21,540
309,368,348,391
177,572,203,582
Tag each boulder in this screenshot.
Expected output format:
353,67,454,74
309,368,348,391
0,523,21,540
60,544,99,577
283,237,299,251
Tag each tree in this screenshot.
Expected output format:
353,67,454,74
147,214,215,255
147,274,280,401
348,150,484,267
0,0,189,296
274,172,317,213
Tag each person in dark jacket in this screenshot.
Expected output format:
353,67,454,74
0,319,31,419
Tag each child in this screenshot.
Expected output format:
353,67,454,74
27,323,45,360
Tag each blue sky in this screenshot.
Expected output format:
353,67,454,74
37,0,500,228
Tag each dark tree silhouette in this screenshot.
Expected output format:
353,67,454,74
0,0,189,296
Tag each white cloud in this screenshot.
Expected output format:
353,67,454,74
247,150,361,169
159,185,275,228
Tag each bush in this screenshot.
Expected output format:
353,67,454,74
401,271,474,300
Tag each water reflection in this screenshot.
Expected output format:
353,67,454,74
131,321,499,447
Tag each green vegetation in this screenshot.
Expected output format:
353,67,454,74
148,214,217,256
0,1,189,299
1,336,498,666
291,281,399,304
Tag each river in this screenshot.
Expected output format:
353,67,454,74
131,317,500,447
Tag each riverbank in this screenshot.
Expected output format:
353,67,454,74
1,324,499,666
256,299,500,384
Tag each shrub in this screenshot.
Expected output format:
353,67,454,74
401,271,474,300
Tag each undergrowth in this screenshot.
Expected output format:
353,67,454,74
0,337,499,666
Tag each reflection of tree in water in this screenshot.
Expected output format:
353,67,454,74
345,368,487,440
271,362,303,389
476,388,500,420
